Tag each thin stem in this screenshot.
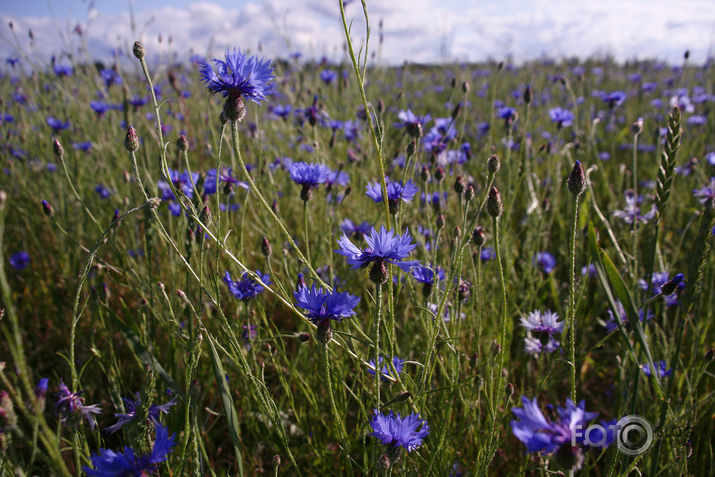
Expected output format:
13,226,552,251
374,282,383,412
567,193,580,403
303,200,311,264
322,341,346,440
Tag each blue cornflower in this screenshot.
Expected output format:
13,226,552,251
73,141,93,152
641,360,672,378
35,378,49,398
289,162,331,187
293,284,360,324
320,69,338,84
55,380,102,431
638,272,685,306
271,104,292,119
533,252,557,274
366,178,419,205
336,226,419,277
520,310,563,334
497,107,517,121
524,336,560,354
692,177,714,205
604,300,653,332
90,101,111,116
366,356,405,381
549,107,574,128
53,63,73,77
84,423,175,477
423,118,457,154
199,49,275,104
511,396,601,457
9,251,29,270
613,192,656,224
105,393,177,434
95,184,112,199
602,90,626,108
47,117,70,132
204,167,249,195
410,264,444,285
480,246,495,262
369,409,430,452
223,270,271,302
99,68,122,89
324,168,350,187
395,109,431,137
289,162,331,201
340,219,372,237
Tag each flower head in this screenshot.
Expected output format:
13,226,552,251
289,162,331,187
366,178,419,205
105,393,177,434
335,226,419,273
199,49,275,103
520,310,563,334
84,423,175,477
366,356,405,381
223,270,271,302
55,380,102,430
641,360,672,378
293,284,360,324
9,251,29,270
549,107,574,128
369,409,430,452
533,252,557,274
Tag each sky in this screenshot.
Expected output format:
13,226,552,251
1,0,714,66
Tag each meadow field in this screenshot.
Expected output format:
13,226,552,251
0,8,713,476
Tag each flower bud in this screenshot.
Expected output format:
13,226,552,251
505,382,514,398
420,165,430,182
435,213,445,230
52,138,63,158
631,117,644,135
199,205,212,227
272,455,281,468
434,165,445,182
567,160,586,196
523,84,532,104
132,41,145,59
406,140,417,157
454,175,466,196
451,102,462,121
124,126,139,152
472,226,486,246
41,199,54,217
176,134,188,151
487,187,503,218
487,154,500,174
462,81,470,94
261,237,272,257
464,184,475,202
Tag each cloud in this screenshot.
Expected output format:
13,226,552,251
0,0,712,67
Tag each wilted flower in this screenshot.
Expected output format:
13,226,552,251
55,380,102,430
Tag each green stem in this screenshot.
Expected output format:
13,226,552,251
567,193,580,403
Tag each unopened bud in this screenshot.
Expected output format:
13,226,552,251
487,187,503,218
406,140,417,157
176,134,188,151
272,455,281,468
464,184,475,202
41,199,54,217
124,126,139,152
420,165,431,182
52,138,63,157
462,81,470,94
523,85,532,104
631,117,644,135
505,382,514,398
451,102,462,121
298,332,310,343
379,453,391,470
199,205,212,227
487,154,500,174
395,391,411,402
472,226,486,246
567,160,586,196
261,237,272,257
132,41,145,59
146,197,161,209
453,225,461,239
436,214,445,230
434,165,445,182
454,175,466,196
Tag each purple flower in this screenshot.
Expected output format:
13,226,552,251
369,409,430,452
293,284,360,324
641,360,672,378
223,270,271,302
9,251,29,270
511,396,600,455
99,68,122,89
204,167,249,195
35,378,49,398
520,310,563,334
395,109,431,136
339,219,372,237
199,49,275,103
366,356,405,381
549,107,574,128
601,91,626,108
480,246,495,262
533,252,556,274
55,380,102,430
692,178,714,205
47,117,69,132
84,423,175,476
410,264,444,284
604,300,653,332
95,184,112,199
289,162,331,187
497,107,517,120
335,226,419,273
613,193,657,224
365,178,419,205
105,394,177,434
319,69,338,84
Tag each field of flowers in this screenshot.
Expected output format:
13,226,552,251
0,7,713,476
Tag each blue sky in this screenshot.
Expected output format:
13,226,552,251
1,0,713,65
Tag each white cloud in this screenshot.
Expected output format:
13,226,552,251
0,0,713,67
